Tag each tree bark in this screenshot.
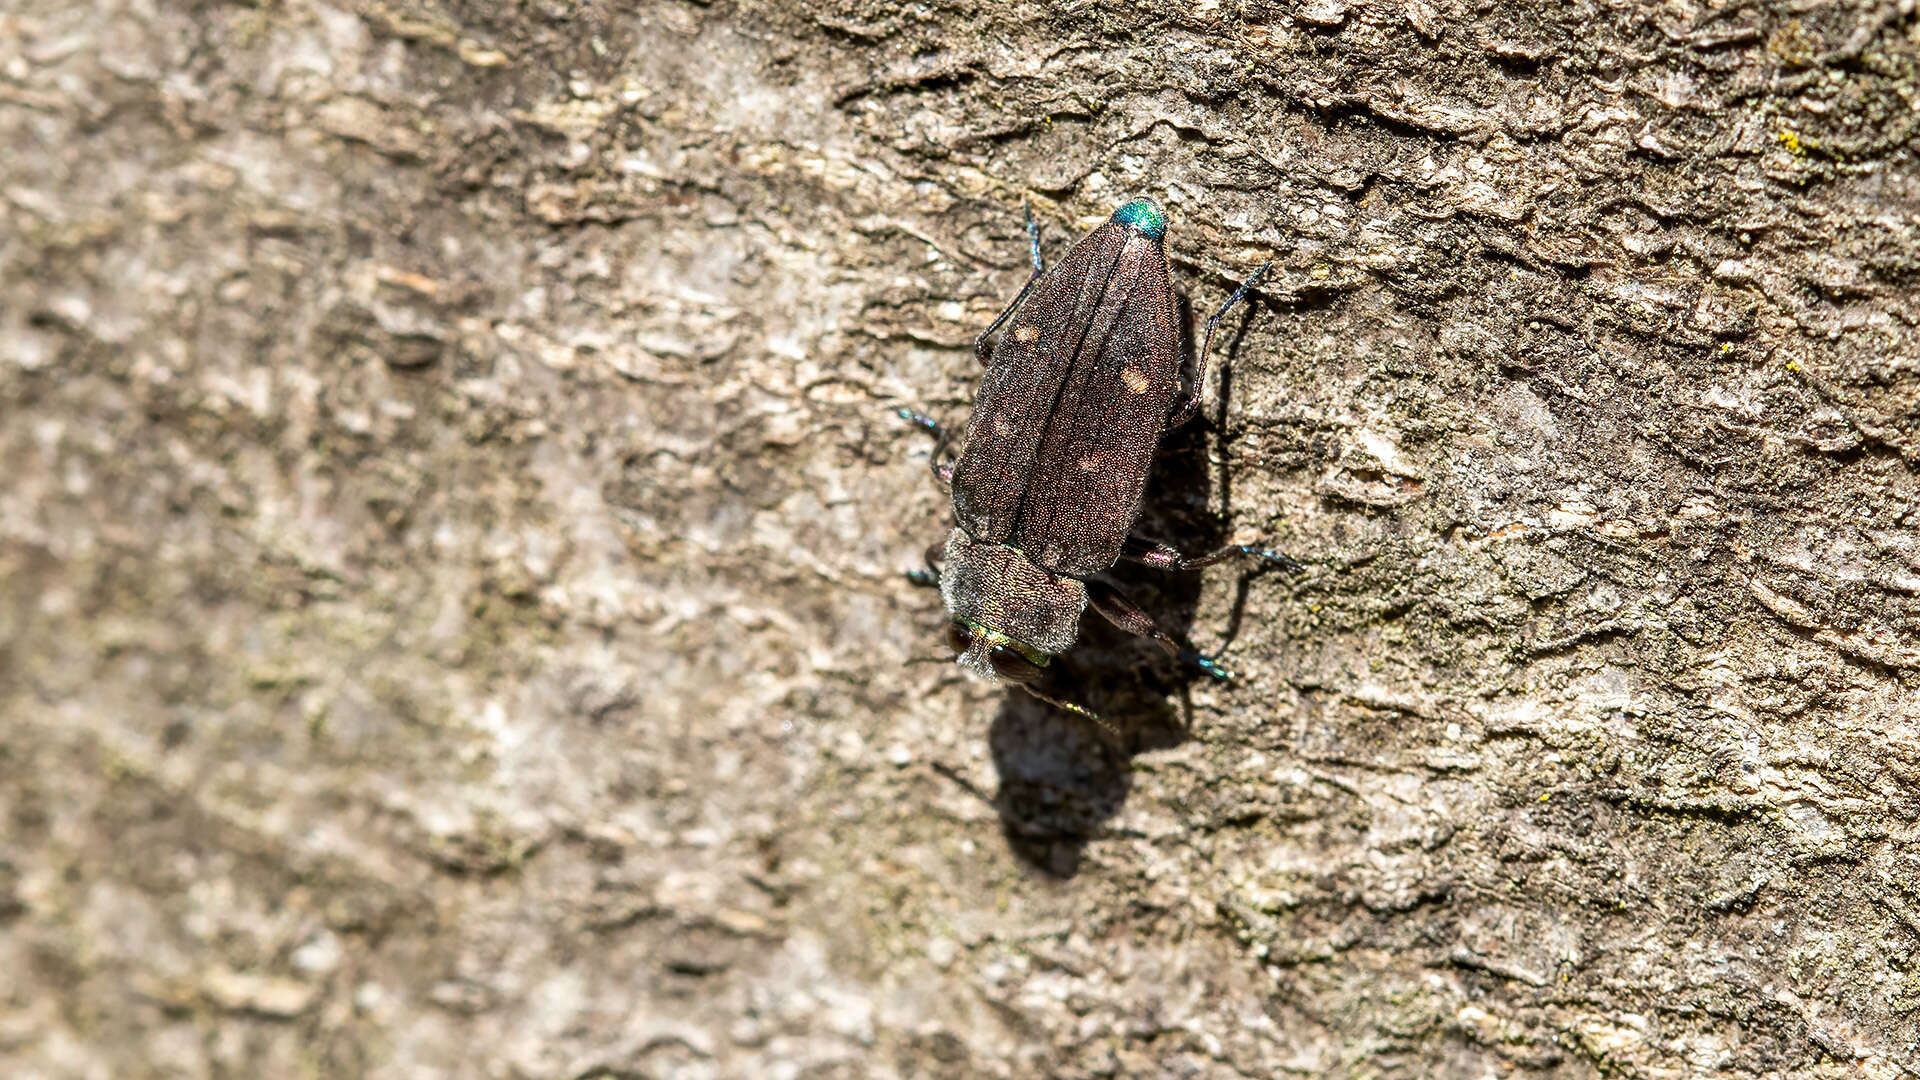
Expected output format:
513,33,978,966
4,0,1920,1076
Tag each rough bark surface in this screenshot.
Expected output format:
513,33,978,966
5,1,1920,1077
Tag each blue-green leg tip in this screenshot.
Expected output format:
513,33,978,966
1181,651,1235,680
1245,547,1303,572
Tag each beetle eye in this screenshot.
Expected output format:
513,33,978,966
988,645,1041,683
946,622,974,655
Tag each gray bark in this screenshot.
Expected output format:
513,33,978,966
4,0,1920,1076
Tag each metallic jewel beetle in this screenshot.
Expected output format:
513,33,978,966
901,198,1294,717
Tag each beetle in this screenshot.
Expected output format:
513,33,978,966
901,198,1295,719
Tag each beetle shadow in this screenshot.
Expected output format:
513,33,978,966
987,293,1258,877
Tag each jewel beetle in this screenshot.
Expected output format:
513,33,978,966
900,198,1295,720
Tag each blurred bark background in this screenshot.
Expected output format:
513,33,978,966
4,0,1920,1076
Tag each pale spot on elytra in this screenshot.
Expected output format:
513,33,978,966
1078,456,1099,472
1013,323,1040,344
993,416,1016,436
1121,366,1150,394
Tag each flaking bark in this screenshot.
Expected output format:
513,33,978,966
3,1,1919,1077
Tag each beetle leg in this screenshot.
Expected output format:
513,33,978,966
906,541,945,587
971,202,1047,365
1085,580,1178,656
1084,579,1235,680
1023,200,1045,274
1168,261,1271,429
896,408,958,486
1120,536,1302,574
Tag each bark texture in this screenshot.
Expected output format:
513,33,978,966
5,1,1920,1077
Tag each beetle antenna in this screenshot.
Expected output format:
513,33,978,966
1016,684,1116,736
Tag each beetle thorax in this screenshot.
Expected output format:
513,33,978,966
939,528,1087,681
